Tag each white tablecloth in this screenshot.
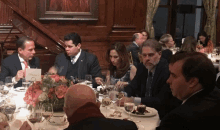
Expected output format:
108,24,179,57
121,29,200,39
6,90,160,130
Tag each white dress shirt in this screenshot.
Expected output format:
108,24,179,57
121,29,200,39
71,49,81,64
12,54,30,84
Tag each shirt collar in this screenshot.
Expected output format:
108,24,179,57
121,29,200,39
18,54,28,63
71,49,81,62
133,42,139,47
182,89,203,105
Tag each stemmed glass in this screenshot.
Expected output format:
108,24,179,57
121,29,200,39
27,106,42,130
3,99,16,122
124,97,135,121
85,74,92,85
0,81,8,99
42,104,53,127
5,76,13,92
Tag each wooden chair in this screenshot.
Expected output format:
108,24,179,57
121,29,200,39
128,52,133,65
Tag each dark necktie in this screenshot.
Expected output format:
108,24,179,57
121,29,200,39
145,71,153,97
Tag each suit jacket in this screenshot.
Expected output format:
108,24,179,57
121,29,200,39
54,51,101,84
124,58,181,118
161,49,172,63
65,117,138,130
0,53,40,88
65,102,137,130
127,42,140,68
157,88,220,130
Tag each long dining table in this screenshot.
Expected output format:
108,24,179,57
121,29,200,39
3,86,160,130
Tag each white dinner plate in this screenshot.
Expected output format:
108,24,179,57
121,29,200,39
124,106,156,117
49,116,68,126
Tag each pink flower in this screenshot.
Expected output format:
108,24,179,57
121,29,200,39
55,85,68,99
50,75,60,82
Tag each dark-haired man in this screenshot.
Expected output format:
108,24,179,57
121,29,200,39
157,52,220,130
52,32,101,86
0,36,40,88
120,39,180,119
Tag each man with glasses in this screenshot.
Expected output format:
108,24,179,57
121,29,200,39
120,39,181,119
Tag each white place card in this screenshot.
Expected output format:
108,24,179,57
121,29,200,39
25,68,41,81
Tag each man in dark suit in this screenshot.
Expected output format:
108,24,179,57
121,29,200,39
0,36,40,88
120,39,180,119
127,33,144,68
64,84,138,130
51,32,101,86
157,52,220,130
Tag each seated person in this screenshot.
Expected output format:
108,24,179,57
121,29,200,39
180,36,197,52
96,42,137,90
127,33,145,68
157,52,220,130
140,29,149,42
118,39,181,119
64,84,138,130
197,31,214,53
49,32,102,86
0,85,137,130
0,36,40,88
159,34,175,62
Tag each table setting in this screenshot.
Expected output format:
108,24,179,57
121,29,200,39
0,73,160,130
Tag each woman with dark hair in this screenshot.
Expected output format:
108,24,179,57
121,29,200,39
140,29,149,42
197,31,214,53
96,42,137,89
181,36,197,52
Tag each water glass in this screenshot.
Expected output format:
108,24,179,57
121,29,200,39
22,78,30,90
3,100,16,122
124,98,135,120
42,103,53,128
5,76,13,91
85,74,92,85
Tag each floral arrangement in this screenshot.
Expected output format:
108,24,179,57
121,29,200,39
23,74,73,111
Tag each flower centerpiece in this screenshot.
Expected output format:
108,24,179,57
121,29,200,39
23,74,73,112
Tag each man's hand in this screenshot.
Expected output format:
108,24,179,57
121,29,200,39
0,122,9,130
115,81,128,89
15,70,25,81
95,77,104,85
19,121,31,130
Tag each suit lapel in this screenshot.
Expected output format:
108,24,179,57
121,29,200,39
77,51,85,79
29,58,36,68
14,53,22,71
150,59,164,95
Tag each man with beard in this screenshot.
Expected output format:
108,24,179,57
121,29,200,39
119,39,181,119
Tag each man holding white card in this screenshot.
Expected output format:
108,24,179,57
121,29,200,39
0,36,40,88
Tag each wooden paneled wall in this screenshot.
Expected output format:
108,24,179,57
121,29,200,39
0,0,147,73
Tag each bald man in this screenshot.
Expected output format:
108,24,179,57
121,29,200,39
127,33,144,68
64,85,138,130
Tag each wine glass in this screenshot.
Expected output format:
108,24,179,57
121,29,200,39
124,97,135,120
27,111,42,130
3,99,16,122
101,95,111,117
42,104,53,127
5,76,13,92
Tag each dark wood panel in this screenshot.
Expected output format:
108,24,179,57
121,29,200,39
0,0,147,73
0,1,13,24
217,1,220,46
